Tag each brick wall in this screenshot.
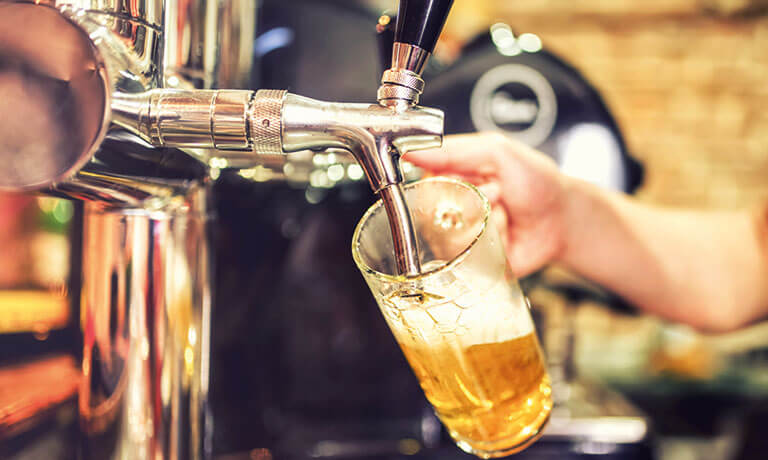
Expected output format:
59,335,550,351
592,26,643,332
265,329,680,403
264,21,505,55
442,0,768,208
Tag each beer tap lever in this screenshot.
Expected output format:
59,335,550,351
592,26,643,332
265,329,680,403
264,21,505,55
395,0,453,55
378,0,454,109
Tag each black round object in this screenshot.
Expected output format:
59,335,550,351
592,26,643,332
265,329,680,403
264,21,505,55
422,28,643,193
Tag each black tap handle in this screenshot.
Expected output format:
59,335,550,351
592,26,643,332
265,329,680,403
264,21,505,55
376,12,396,74
394,0,454,53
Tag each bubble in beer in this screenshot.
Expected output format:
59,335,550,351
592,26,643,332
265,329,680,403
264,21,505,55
425,302,462,333
381,301,404,325
400,308,436,338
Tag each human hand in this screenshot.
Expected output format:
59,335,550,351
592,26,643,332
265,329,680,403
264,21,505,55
405,132,570,276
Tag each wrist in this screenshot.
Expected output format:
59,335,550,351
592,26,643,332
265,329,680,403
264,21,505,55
556,176,615,269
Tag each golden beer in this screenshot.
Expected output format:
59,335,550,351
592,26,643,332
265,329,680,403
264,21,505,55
401,333,551,454
382,274,552,458
353,178,552,458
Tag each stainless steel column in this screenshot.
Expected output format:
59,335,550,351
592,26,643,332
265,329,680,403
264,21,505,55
79,188,212,460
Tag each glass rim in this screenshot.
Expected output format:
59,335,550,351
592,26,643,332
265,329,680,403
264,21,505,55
351,176,492,283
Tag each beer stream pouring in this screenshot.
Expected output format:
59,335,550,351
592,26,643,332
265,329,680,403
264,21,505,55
0,0,453,458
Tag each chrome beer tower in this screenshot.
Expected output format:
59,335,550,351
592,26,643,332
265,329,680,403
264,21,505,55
0,0,452,458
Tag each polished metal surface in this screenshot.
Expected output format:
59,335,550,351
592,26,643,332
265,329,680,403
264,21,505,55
213,91,253,149
0,3,216,459
0,0,165,190
59,2,163,95
0,2,110,190
164,0,255,89
382,69,425,93
376,83,422,107
79,190,212,460
372,39,441,273
371,38,443,274
0,0,448,456
379,184,422,275
281,93,443,193
110,88,442,194
0,0,256,191
163,0,209,86
110,88,285,155
391,42,430,75
0,0,442,199
377,43,431,107
280,92,440,274
112,90,249,149
57,0,164,27
250,90,287,155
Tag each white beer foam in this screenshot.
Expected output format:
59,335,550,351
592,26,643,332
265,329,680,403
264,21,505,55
386,274,535,348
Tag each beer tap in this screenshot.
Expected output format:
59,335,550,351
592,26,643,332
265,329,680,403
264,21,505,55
0,0,454,275
377,0,453,110
0,0,454,458
0,1,451,191
112,0,454,194
374,0,454,274
111,0,454,275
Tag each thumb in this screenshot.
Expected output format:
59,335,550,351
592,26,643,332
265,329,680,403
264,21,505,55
404,132,505,176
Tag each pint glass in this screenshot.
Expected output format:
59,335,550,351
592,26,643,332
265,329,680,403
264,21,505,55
352,177,552,458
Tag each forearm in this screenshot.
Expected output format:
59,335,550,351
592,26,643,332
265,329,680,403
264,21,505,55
559,178,768,332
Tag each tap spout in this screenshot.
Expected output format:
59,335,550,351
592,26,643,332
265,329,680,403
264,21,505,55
111,88,442,276
111,89,443,194
279,93,443,193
